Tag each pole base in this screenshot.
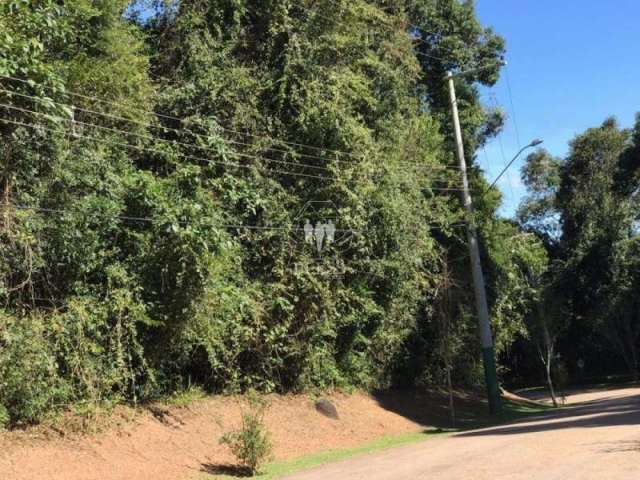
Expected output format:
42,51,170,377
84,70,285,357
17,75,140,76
482,346,502,415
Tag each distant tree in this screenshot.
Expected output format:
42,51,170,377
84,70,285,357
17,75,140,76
526,261,568,407
517,149,562,247
409,0,506,154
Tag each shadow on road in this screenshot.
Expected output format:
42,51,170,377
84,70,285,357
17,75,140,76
371,387,640,440
371,389,490,430
598,440,640,453
517,382,638,403
455,392,640,437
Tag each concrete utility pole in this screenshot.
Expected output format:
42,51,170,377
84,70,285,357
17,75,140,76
446,71,501,415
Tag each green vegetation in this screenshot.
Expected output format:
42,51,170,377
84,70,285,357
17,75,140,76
0,0,637,430
0,403,8,430
164,385,207,408
499,399,553,421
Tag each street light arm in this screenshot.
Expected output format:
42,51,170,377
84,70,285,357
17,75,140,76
488,139,543,190
445,60,507,80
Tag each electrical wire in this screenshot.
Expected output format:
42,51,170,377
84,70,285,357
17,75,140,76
0,115,328,181
1,203,357,232
0,86,336,171
504,62,522,149
0,99,336,174
488,93,516,202
1,202,466,232
0,81,466,185
0,78,462,174
0,74,364,162
0,111,465,191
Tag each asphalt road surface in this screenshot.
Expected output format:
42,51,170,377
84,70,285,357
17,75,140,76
284,387,640,480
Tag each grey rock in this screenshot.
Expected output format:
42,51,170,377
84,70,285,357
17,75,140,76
315,398,339,420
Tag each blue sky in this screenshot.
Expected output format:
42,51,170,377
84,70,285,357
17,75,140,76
476,0,640,217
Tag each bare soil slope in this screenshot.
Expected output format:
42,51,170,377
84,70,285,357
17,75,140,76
0,390,465,480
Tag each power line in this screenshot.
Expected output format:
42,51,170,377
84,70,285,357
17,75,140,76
0,112,465,191
0,77,461,174
488,93,516,203
504,62,522,149
414,50,456,63
0,101,462,186
0,85,335,171
0,99,335,175
0,115,328,181
2,202,466,232
2,203,358,232
0,74,365,162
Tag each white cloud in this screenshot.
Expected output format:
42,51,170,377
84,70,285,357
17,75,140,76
498,173,524,190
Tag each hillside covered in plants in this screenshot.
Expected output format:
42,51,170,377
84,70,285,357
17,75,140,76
0,0,638,427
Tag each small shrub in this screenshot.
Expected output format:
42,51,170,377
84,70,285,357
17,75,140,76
164,385,206,408
219,390,273,476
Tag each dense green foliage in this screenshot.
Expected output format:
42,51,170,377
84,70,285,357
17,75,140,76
3,0,634,427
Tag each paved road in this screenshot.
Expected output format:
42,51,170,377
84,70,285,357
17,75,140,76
284,387,640,480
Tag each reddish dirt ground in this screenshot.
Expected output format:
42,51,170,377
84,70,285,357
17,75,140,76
0,390,452,480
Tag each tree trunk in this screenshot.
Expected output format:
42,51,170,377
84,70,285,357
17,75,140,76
545,351,558,408
541,323,558,407
446,364,455,427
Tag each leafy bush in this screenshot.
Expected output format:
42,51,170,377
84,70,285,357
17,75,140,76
0,313,71,425
0,291,151,426
220,391,273,476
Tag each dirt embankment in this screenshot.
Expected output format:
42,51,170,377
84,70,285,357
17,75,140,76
0,390,466,480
